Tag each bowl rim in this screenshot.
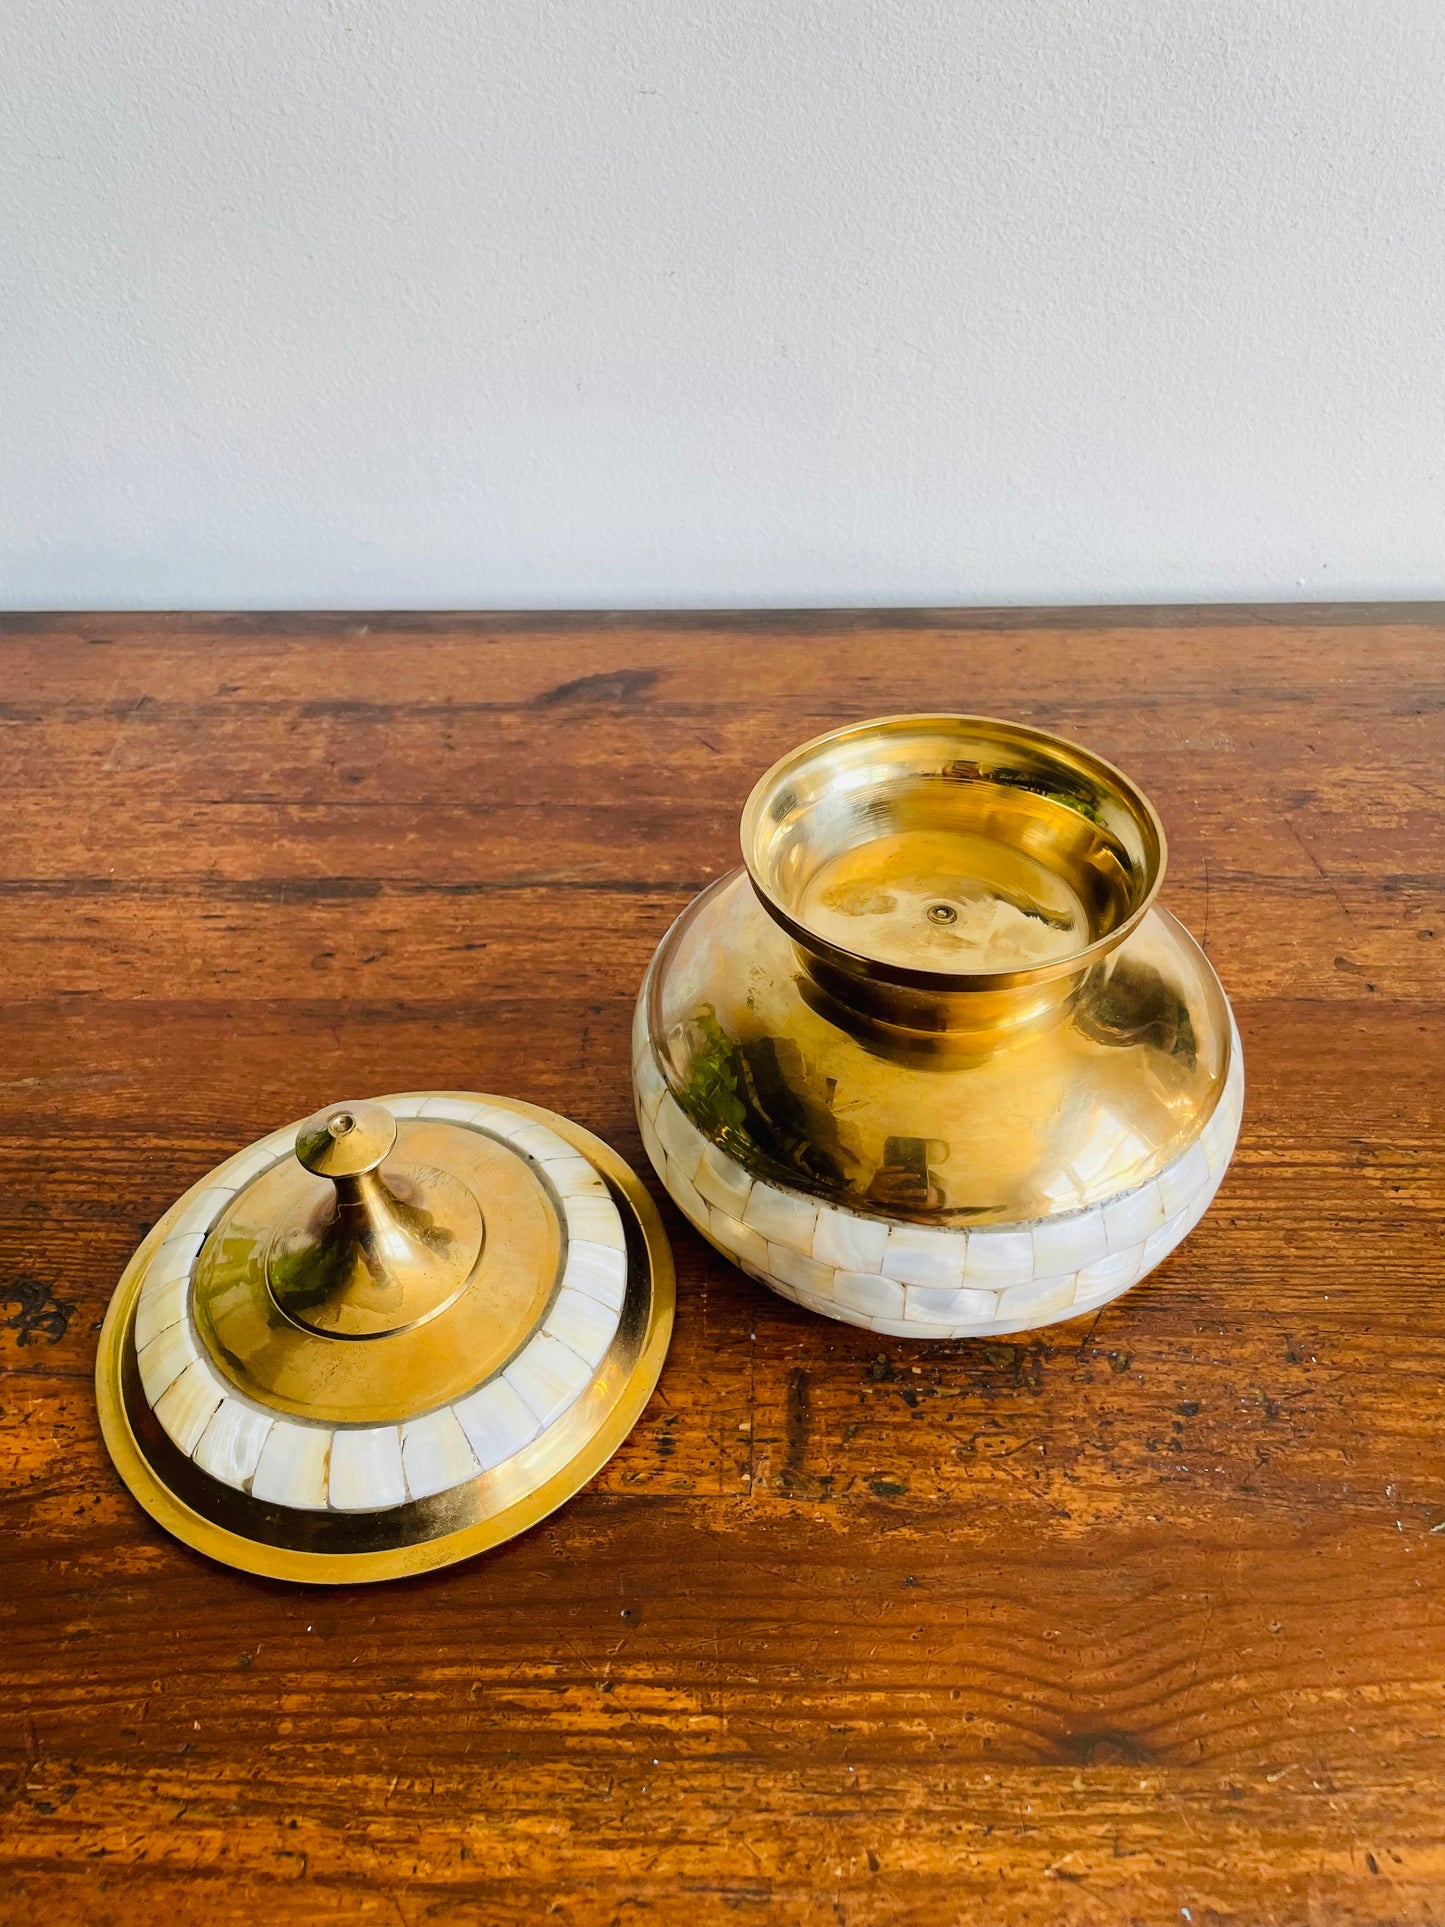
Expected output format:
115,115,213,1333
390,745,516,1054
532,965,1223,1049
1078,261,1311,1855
739,712,1169,993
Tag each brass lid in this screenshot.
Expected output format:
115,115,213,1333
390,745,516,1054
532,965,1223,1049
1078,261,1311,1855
96,1093,674,1583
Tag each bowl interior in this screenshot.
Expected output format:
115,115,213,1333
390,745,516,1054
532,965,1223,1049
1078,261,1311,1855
741,716,1164,982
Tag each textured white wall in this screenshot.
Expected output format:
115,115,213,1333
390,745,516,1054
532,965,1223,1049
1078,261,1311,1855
3,0,1443,611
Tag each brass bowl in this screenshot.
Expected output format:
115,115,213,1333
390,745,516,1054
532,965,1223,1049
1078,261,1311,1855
633,715,1241,1339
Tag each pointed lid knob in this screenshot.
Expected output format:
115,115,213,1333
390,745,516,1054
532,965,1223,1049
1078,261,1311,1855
270,1100,482,1338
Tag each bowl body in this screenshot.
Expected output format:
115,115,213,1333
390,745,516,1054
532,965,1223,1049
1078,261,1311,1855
631,716,1242,1339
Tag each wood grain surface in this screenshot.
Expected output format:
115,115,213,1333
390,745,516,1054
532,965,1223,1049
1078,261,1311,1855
2,606,1443,1925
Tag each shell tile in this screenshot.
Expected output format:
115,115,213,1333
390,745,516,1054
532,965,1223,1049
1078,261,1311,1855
869,1316,962,1339
707,1208,770,1272
154,1353,229,1456
543,1285,620,1368
134,1270,189,1354
767,1244,835,1297
251,1421,332,1509
633,1047,668,1122
563,1194,625,1251
743,1182,818,1251
1158,1140,1211,1217
655,1099,708,1182
401,1408,481,1500
452,1377,541,1470
693,1141,752,1218
218,1132,294,1190
541,1156,609,1199
504,1331,593,1428
664,1157,709,1228
137,1317,202,1409
468,1104,535,1137
1142,1208,1192,1271
507,1120,579,1164
1102,1180,1168,1251
996,1274,1077,1321
167,1185,237,1242
639,1111,665,1179
1076,1242,1147,1294
416,1094,493,1122
882,1226,965,1288
329,1426,408,1511
814,1207,889,1273
144,1231,207,1294
833,1271,906,1320
961,1229,1035,1288
903,1284,998,1323
1031,1210,1108,1275
193,1398,274,1489
564,1240,626,1310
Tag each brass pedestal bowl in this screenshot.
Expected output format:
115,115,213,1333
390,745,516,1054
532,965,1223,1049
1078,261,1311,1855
633,715,1242,1338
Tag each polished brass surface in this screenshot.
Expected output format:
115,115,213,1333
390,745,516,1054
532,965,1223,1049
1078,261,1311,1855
645,715,1231,1226
200,1118,558,1423
95,1098,676,1584
268,1099,485,1339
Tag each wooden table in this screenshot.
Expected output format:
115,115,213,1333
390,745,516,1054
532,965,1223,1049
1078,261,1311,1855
3,607,1442,1924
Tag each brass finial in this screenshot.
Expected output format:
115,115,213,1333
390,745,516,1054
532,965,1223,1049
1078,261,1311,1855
266,1100,484,1339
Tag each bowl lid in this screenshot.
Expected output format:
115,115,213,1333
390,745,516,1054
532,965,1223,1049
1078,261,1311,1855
96,1093,674,1583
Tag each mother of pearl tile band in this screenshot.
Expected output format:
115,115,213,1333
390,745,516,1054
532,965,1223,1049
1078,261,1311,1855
634,999,1244,1339
132,1101,627,1512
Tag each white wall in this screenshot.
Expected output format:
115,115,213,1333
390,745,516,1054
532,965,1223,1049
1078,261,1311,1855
3,0,1443,611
